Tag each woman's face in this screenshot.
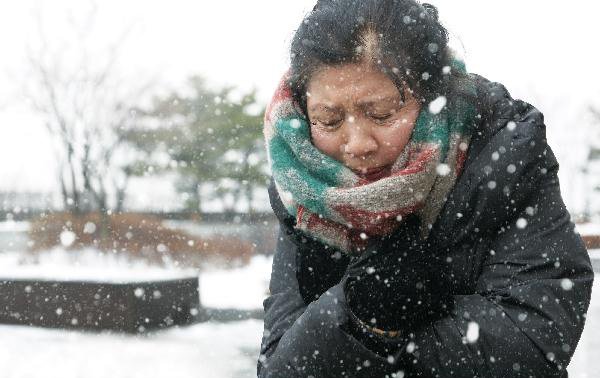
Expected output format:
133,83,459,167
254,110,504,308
307,63,420,177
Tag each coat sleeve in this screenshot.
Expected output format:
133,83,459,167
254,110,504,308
403,148,594,377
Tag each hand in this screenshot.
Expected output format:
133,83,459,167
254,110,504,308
341,214,453,331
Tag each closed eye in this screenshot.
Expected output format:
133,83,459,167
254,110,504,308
368,113,393,123
313,118,343,128
371,113,392,120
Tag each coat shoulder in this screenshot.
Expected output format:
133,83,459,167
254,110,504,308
429,75,555,247
465,74,547,167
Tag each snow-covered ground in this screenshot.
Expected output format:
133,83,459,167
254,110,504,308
0,319,264,378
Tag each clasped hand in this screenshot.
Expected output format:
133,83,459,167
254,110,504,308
341,214,454,332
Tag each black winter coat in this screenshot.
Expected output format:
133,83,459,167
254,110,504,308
257,75,594,378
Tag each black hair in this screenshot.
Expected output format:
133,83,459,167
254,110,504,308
289,0,475,116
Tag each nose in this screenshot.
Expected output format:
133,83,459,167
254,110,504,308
342,121,377,159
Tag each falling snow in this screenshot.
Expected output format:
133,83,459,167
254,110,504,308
428,96,447,114
516,218,528,229
290,119,301,129
561,278,574,291
59,230,76,247
436,163,451,176
466,321,480,343
83,222,96,234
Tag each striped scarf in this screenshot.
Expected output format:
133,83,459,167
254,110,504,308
264,60,477,255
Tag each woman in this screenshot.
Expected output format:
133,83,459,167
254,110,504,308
258,1,593,377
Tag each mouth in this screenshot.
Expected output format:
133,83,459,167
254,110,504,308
353,165,391,180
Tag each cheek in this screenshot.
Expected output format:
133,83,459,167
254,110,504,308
377,122,415,154
310,128,342,159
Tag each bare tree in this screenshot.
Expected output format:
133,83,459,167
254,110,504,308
23,2,153,215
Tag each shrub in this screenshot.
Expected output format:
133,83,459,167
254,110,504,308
28,212,255,268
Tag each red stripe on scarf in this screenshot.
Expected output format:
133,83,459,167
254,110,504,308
455,146,467,176
297,205,305,225
391,146,438,177
264,71,292,125
332,203,423,235
306,212,349,233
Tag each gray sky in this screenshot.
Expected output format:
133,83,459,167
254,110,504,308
0,0,598,211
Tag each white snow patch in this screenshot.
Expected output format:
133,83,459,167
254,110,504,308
0,248,196,282
0,247,272,310
0,221,30,232
199,254,272,310
575,223,600,236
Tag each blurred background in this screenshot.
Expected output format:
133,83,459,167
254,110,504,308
0,1,598,377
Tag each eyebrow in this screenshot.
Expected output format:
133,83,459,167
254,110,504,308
356,96,402,108
308,103,342,113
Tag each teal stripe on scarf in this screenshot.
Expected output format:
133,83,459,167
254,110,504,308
269,133,330,218
411,110,450,160
274,116,347,186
